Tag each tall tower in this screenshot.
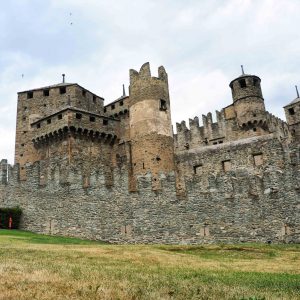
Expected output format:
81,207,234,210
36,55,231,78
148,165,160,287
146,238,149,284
129,62,175,187
284,86,300,142
229,69,267,133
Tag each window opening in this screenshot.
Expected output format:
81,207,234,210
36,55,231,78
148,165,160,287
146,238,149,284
43,89,50,96
253,153,263,166
239,79,246,88
104,107,107,113
90,116,95,122
103,119,108,125
76,113,82,119
111,104,115,110
193,164,202,174
160,99,167,111
47,119,51,124
60,87,66,94
37,123,41,129
58,114,62,120
120,101,124,106
288,108,295,115
82,90,86,97
222,160,231,172
27,91,33,99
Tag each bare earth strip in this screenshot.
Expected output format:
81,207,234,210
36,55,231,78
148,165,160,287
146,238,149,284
0,230,299,300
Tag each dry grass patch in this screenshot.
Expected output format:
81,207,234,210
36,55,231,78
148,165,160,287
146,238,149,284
0,230,299,299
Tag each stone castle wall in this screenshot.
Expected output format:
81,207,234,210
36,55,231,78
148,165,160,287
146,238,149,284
1,135,299,244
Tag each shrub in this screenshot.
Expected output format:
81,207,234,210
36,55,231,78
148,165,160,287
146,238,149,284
0,207,22,229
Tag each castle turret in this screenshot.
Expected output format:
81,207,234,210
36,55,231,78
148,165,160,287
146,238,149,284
229,68,267,133
129,63,175,186
284,86,300,141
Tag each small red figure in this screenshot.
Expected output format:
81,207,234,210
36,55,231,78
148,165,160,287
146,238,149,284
8,216,12,229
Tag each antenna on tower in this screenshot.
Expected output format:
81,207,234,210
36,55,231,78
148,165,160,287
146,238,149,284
241,65,245,75
296,85,299,98
122,84,126,97
62,74,65,83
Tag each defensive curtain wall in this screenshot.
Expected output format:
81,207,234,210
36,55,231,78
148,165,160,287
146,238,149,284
0,136,299,244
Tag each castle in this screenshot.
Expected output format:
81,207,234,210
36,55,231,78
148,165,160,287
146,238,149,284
0,62,299,244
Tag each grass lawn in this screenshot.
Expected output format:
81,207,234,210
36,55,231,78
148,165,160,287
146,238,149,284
0,230,299,300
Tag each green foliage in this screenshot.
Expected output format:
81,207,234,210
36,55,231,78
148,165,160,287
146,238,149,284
0,207,22,229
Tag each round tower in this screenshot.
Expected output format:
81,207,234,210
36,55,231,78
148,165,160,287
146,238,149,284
229,70,267,131
129,62,174,184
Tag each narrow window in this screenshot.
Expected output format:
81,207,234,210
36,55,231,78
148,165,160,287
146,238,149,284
60,87,66,94
219,141,223,144
253,153,263,166
213,142,218,145
93,95,96,103
43,89,50,96
253,78,259,87
76,113,82,119
82,90,86,97
120,101,124,106
58,114,62,120
222,160,231,172
90,116,95,122
103,119,108,125
111,104,115,110
253,127,257,132
160,99,167,111
239,79,246,88
104,107,107,113
37,123,41,129
47,119,51,124
27,91,33,99
288,108,295,115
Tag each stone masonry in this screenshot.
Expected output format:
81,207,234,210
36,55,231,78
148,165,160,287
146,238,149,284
0,62,299,244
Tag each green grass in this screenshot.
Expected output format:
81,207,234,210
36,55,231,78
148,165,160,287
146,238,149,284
0,229,107,245
0,230,299,300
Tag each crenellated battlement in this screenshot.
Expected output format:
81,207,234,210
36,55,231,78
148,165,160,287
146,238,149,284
175,110,227,151
129,62,168,84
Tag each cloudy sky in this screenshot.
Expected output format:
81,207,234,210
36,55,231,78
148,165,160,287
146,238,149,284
1,0,299,163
